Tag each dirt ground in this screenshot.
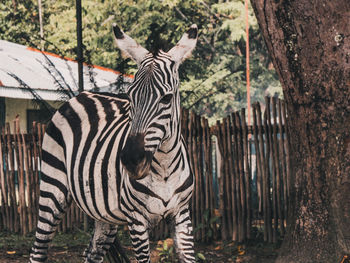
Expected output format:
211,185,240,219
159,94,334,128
0,230,280,263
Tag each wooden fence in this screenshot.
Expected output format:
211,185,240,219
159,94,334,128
0,119,85,235
0,97,290,244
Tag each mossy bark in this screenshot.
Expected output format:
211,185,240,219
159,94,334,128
250,0,350,262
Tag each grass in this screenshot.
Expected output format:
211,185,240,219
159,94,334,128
0,228,91,262
0,227,282,262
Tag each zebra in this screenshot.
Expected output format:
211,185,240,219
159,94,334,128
29,24,198,263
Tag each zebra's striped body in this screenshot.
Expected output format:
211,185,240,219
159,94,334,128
30,24,198,263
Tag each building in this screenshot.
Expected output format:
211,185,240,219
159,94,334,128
0,40,132,133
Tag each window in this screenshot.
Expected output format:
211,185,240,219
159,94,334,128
27,109,52,133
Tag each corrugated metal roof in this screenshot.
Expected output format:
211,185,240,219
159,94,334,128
0,40,132,100
0,86,70,101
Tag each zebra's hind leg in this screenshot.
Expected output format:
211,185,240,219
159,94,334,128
29,172,72,262
173,207,195,263
84,221,119,263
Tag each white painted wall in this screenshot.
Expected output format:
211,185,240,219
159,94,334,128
4,98,60,133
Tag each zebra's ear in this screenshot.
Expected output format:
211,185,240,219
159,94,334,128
168,24,198,65
113,24,149,65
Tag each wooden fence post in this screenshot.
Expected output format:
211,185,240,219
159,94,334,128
278,99,288,232
241,108,252,239
0,132,8,230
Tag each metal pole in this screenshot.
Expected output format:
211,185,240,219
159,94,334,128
245,0,251,126
76,0,84,93
37,0,44,50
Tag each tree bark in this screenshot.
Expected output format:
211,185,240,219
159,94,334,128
250,0,350,262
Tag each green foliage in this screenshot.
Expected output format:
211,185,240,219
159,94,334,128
0,0,282,122
156,240,175,263
156,241,207,263
194,209,220,239
0,1,42,47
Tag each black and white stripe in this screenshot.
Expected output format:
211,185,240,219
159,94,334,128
30,24,198,263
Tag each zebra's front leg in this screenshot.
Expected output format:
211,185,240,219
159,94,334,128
128,221,151,263
173,207,195,263
84,221,119,263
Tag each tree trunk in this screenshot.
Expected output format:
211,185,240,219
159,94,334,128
250,0,350,262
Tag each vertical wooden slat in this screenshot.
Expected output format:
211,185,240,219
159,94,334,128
0,131,8,230
264,97,274,243
196,115,203,241
22,132,33,232
182,109,189,141
4,126,14,231
272,97,284,236
187,112,195,233
70,203,75,231
223,118,234,240
281,100,292,224
7,123,19,232
32,122,40,220
202,117,210,242
241,108,251,239
207,121,216,237
191,112,200,240
204,118,215,241
216,120,228,240
27,134,37,230
15,118,28,235
0,134,4,230
235,112,246,241
269,97,278,243
278,99,288,231
211,126,219,240
252,104,263,215
71,202,75,231
62,207,67,232
256,103,270,242
197,115,205,242
1,128,9,230
37,123,43,160
222,117,234,241
84,214,89,232
232,113,244,242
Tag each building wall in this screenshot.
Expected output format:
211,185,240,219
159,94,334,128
4,98,60,133
0,97,5,127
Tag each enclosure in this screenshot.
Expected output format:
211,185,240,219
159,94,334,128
0,97,291,262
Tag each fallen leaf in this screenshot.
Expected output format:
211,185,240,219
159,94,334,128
55,251,68,255
164,238,173,248
237,245,245,256
197,252,206,260
214,245,222,250
214,209,221,217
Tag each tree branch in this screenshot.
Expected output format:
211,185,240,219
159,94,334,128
174,6,216,53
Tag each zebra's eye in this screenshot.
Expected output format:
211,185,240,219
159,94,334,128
160,94,173,104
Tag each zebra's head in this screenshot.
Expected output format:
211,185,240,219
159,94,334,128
113,24,198,180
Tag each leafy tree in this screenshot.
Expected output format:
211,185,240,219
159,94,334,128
0,1,43,47
0,0,282,122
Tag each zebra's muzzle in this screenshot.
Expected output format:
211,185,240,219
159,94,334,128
120,133,153,180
